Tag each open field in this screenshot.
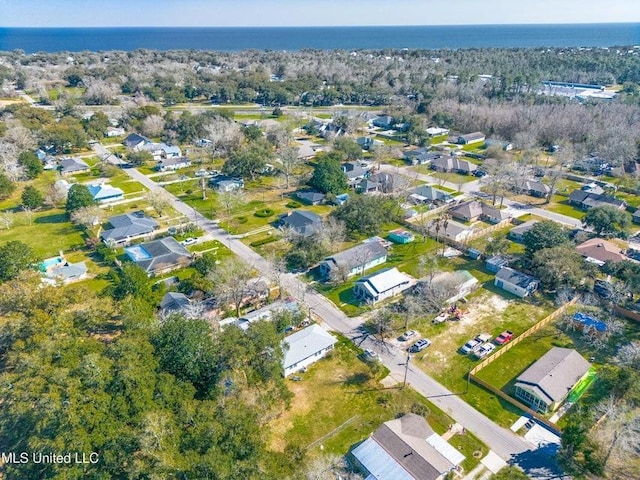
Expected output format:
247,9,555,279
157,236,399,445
268,336,486,473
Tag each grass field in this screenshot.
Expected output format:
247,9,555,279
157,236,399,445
269,337,486,472
545,198,586,220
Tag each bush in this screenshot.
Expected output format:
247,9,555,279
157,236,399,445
250,236,278,247
254,208,275,218
286,201,301,208
236,216,248,224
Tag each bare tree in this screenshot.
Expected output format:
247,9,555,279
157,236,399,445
0,212,14,230
204,118,242,157
317,216,346,252
616,340,640,369
364,306,394,345
146,190,172,217
209,258,255,317
277,145,302,189
141,114,166,138
218,189,246,217
71,206,105,234
45,182,69,208
266,124,293,149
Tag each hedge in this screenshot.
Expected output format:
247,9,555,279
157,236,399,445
250,236,279,247
254,208,275,218
286,201,302,208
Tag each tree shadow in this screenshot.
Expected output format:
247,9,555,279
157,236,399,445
35,212,68,224
344,372,372,386
509,445,568,480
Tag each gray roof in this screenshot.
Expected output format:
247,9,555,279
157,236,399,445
451,200,484,219
352,413,462,480
524,180,551,194
101,211,159,242
495,267,538,289
412,185,453,201
295,190,325,204
515,347,591,404
49,261,87,281
509,220,539,237
123,133,149,148
280,210,322,237
569,190,625,209
156,156,190,168
342,161,368,179
322,241,387,273
160,291,190,311
282,324,336,371
59,157,89,173
126,237,191,274
458,132,485,143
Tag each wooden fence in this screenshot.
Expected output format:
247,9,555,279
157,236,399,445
467,298,578,435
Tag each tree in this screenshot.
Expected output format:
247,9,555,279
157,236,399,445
141,114,166,138
583,205,631,238
70,205,105,231
65,183,96,214
364,307,394,344
223,140,273,181
523,220,570,259
146,190,172,217
531,245,586,290
277,145,302,189
0,240,35,281
192,252,218,276
308,154,348,194
20,185,44,209
108,263,152,301
18,151,42,179
332,195,400,237
0,172,16,200
333,137,362,162
485,233,511,256
127,150,154,166
0,211,14,230
209,258,255,317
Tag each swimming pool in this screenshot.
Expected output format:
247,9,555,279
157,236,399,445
125,245,152,261
40,256,64,272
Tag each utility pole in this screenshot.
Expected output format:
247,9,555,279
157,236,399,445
402,353,411,389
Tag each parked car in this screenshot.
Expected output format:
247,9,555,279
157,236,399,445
410,339,432,353
181,237,197,246
475,333,492,343
363,349,379,362
399,330,417,342
473,169,487,177
194,169,209,177
494,330,514,344
460,338,482,354
475,343,496,359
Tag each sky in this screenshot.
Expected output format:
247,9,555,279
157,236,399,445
2,0,640,27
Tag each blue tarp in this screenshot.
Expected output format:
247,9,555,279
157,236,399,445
573,312,607,332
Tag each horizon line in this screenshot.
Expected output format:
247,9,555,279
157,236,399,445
2,21,639,29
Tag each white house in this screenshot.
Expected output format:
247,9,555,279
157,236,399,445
282,324,337,377
155,156,191,172
87,183,124,203
319,240,388,280
105,126,125,137
354,268,415,304
494,267,539,298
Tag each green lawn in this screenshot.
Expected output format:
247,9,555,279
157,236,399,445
269,338,487,472
545,199,586,220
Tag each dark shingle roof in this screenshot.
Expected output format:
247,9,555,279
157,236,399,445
130,237,191,273
280,210,322,237
496,267,538,288
101,212,159,242
323,241,387,273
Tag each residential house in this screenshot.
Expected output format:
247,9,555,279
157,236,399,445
508,220,539,243
568,190,626,210
456,132,486,145
196,138,212,147
430,155,477,175
416,270,479,304
404,148,431,165
409,185,454,205
87,183,124,204
494,267,539,298
633,209,640,224
319,240,388,280
142,142,182,161
357,178,382,193
485,139,514,151
365,172,408,194
159,292,191,315
123,133,149,150
59,157,90,175
100,211,159,245
351,413,465,480
279,210,322,237
582,182,605,195
372,115,395,130
125,237,192,276
105,126,125,137
209,175,244,192
514,347,591,413
443,221,476,243
40,255,88,284
236,299,300,331
523,180,551,198
576,237,627,266
426,127,450,136
342,161,371,186
155,156,191,172
485,255,510,273
450,201,510,224
294,190,325,206
353,267,415,304
282,324,337,377
356,136,383,151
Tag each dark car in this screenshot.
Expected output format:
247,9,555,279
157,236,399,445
473,170,487,177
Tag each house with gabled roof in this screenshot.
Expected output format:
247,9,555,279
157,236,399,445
456,132,485,145
125,237,192,276
155,156,191,172
409,185,454,205
494,267,539,298
100,211,159,245
351,413,465,480
450,200,510,224
372,115,395,129
576,237,627,266
568,190,626,210
282,324,337,377
431,155,477,175
514,347,591,413
354,267,415,304
59,157,90,175
294,190,325,206
123,133,149,150
508,220,539,242
87,183,124,203
319,240,388,280
523,180,551,198
278,210,322,237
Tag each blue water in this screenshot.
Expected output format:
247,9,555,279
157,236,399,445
0,24,639,53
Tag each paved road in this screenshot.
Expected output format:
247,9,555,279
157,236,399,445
106,150,566,478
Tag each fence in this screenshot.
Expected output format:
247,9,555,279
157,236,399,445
467,298,578,435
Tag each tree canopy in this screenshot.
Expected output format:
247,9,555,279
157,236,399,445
332,195,400,237
21,185,44,209
523,220,571,259
66,183,97,214
223,140,274,180
583,205,631,238
308,153,348,194
18,151,43,179
0,240,35,281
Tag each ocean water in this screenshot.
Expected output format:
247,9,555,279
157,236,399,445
0,24,639,53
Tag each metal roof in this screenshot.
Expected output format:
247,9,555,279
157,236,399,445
282,324,336,371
